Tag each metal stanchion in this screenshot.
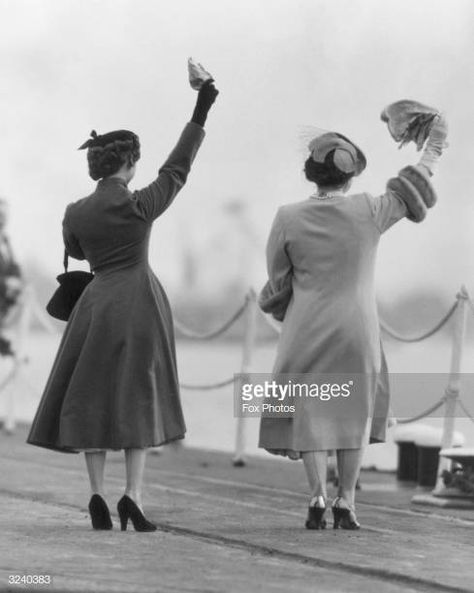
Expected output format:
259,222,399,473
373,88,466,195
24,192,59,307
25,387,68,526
4,288,33,433
432,286,469,495
232,289,258,467
26,285,58,335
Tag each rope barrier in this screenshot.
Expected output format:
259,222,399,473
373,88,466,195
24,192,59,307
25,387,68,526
177,290,465,398
259,296,461,344
379,300,458,343
467,296,474,320
0,362,19,392
180,376,235,390
396,395,447,424
173,298,248,340
458,399,474,426
11,280,471,460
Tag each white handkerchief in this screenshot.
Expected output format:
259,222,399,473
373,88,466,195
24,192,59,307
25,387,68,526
188,57,213,90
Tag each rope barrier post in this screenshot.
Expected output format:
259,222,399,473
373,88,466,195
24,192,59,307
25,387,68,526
233,289,258,467
4,287,32,433
28,284,58,335
433,286,469,495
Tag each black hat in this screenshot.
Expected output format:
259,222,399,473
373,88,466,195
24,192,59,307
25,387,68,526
78,129,139,150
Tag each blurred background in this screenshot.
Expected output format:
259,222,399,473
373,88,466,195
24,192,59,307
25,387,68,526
0,0,473,468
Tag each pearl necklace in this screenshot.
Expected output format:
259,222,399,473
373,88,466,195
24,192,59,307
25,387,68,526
310,191,343,201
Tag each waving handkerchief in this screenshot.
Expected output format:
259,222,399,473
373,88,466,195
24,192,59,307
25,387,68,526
188,57,213,90
381,100,440,150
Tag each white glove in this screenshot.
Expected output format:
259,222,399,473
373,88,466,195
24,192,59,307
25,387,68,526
417,113,448,176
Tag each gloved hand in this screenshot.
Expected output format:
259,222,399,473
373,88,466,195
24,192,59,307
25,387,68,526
191,80,219,127
417,113,448,176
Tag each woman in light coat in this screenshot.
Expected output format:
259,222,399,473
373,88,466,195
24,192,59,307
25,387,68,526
259,112,447,530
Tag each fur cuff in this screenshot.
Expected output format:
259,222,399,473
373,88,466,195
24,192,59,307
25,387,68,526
386,165,437,222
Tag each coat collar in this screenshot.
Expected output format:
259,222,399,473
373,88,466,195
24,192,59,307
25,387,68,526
98,176,128,189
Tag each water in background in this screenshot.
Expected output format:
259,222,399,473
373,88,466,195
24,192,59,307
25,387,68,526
1,333,474,470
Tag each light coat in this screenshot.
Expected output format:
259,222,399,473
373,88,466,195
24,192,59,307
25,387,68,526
259,190,407,454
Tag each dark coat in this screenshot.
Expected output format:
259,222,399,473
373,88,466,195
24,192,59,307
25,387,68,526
27,122,205,452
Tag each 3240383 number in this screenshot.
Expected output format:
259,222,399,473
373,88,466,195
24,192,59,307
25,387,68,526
8,575,52,585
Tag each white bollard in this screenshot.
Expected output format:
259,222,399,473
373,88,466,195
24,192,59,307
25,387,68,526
432,286,469,495
233,289,258,467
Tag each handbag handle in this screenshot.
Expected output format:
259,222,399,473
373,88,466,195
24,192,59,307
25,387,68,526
63,249,93,274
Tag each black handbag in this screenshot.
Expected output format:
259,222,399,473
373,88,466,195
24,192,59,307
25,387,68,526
46,251,94,321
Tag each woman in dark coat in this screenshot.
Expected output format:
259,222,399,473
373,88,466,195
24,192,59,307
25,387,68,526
27,79,219,531
259,108,447,530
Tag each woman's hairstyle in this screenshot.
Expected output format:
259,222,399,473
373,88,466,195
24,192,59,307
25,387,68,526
304,150,355,188
79,130,140,181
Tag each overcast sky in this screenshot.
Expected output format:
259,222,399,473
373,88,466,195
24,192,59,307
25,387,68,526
0,0,473,302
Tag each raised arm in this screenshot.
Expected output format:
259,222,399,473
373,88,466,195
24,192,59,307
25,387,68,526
133,81,219,221
370,114,448,233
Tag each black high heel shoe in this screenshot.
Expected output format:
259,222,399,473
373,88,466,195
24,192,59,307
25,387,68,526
117,495,157,532
332,497,360,530
88,494,113,530
305,496,327,530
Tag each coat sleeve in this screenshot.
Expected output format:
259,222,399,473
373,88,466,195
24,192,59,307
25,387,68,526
367,163,438,233
132,122,206,221
62,206,86,261
366,190,408,233
258,207,294,321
